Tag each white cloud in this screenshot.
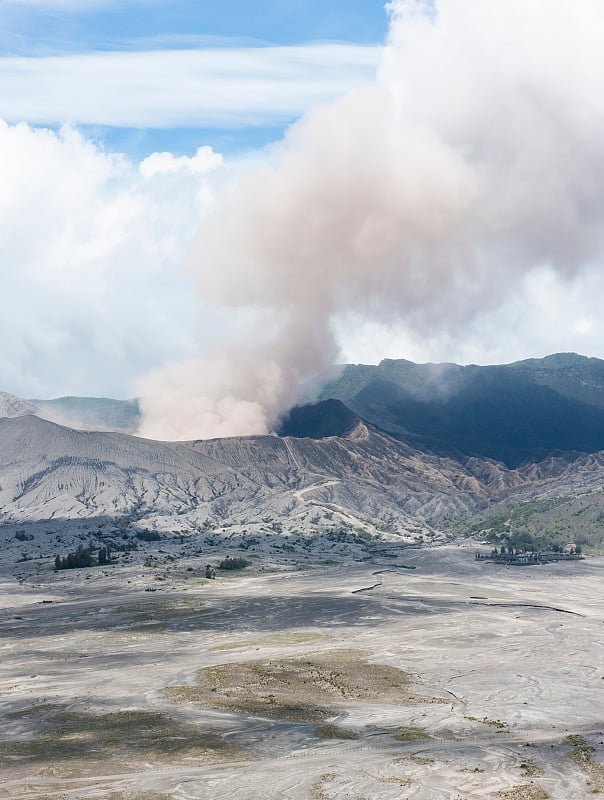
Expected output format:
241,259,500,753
336,269,604,368
139,146,223,179
0,119,223,398
0,44,380,129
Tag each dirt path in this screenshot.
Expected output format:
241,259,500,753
291,479,341,501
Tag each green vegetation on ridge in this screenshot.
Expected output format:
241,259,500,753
466,490,604,552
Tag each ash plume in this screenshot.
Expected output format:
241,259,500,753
138,0,604,441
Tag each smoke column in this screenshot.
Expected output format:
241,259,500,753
139,0,604,441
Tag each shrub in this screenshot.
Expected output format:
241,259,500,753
218,557,249,571
314,724,359,740
136,530,161,542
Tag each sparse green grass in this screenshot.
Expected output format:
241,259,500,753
392,725,431,742
566,734,604,792
0,709,234,772
466,491,604,553
113,598,208,620
165,650,412,722
520,761,545,778
127,621,169,633
380,775,412,787
465,715,507,729
567,734,596,764
311,772,336,800
498,786,549,800
395,754,433,765
102,599,221,633
218,557,249,571
314,724,359,740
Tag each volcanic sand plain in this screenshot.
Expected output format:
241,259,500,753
1,543,603,800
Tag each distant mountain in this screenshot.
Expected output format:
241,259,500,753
31,396,140,433
315,353,604,466
0,393,140,433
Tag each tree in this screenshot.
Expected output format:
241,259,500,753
54,544,94,571
218,557,249,571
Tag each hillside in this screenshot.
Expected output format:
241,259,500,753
316,353,604,466
2,353,604,553
0,413,489,535
1,413,604,556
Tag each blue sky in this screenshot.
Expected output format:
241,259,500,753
1,1,389,52
0,0,388,158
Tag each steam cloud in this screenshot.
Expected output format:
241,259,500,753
138,0,604,441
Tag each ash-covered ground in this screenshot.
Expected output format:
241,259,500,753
1,534,603,800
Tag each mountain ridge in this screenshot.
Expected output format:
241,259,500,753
3,352,604,468
1,411,603,535
314,352,604,466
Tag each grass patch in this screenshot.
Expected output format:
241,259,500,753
314,724,359,740
465,715,507,729
395,754,434,765
520,761,545,778
380,775,412,787
311,772,336,800
107,599,221,633
567,734,604,792
567,733,595,763
392,726,431,742
218,557,249,571
0,709,234,772
115,599,208,620
165,650,413,722
498,786,549,800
